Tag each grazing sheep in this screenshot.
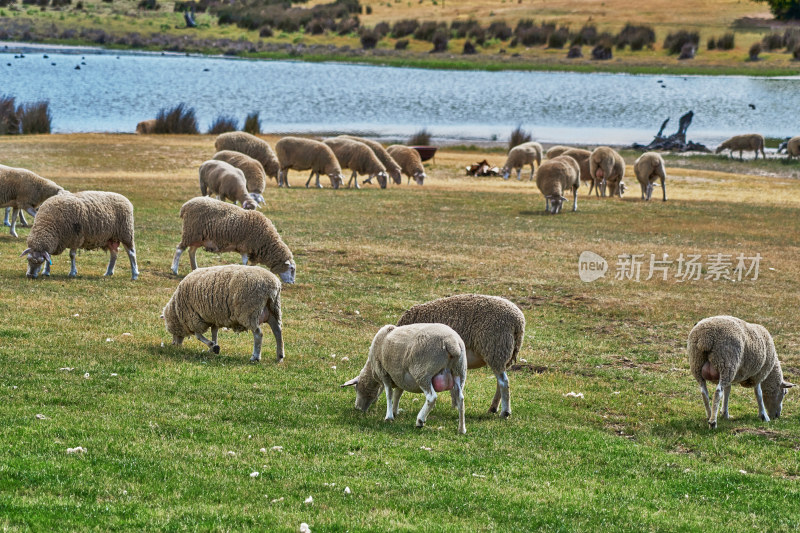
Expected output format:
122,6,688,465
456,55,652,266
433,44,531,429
688,316,794,428
135,119,156,134
162,264,284,363
338,135,403,185
784,135,800,159
634,152,668,201
715,134,766,161
535,155,580,214
546,145,575,159
212,150,267,205
386,145,426,185
198,160,258,210
275,136,344,189
171,197,295,284
501,143,541,181
1,165,64,237
323,137,389,189
560,148,592,189
20,191,139,280
214,131,281,183
396,294,525,418
341,323,467,434
590,146,626,197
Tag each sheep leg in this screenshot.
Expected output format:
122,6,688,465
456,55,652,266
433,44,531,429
123,244,139,279
23,207,36,221
516,168,522,181
415,383,438,428
452,375,466,434
3,207,9,227
43,259,51,277
722,384,731,419
661,176,667,202
305,171,314,188
105,249,118,277
697,379,712,420
349,171,360,189
529,164,535,181
250,326,262,363
171,246,184,275
754,382,770,422
495,371,511,418
383,382,395,421
196,331,220,354
391,388,403,417
572,186,578,212
241,254,248,265
8,208,19,237
709,380,731,429
738,150,743,161
68,248,78,278
266,313,284,362
211,327,218,345
544,197,549,212
315,172,323,189
188,247,199,270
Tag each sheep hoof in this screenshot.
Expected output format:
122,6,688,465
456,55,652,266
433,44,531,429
211,344,220,354
68,272,77,278
2,221,9,227
488,406,498,414
170,269,178,276
708,421,717,429
10,231,18,238
500,410,511,419
384,416,394,422
275,356,284,363
250,354,261,363
415,419,424,428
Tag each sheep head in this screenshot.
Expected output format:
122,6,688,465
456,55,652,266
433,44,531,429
376,171,388,189
275,259,296,285
413,171,426,185
547,195,567,215
20,248,50,279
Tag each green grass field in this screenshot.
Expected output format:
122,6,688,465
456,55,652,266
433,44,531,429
1,134,799,531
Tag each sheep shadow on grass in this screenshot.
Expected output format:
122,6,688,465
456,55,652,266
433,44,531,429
146,342,254,367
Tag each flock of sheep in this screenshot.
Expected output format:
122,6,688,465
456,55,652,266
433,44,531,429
0,129,794,433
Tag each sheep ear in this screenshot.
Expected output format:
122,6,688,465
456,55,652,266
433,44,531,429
781,381,794,389
285,260,291,266
561,196,567,201
159,314,165,319
341,377,359,388
19,248,30,258
43,251,52,265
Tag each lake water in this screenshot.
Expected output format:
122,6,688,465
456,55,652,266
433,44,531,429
2,42,799,145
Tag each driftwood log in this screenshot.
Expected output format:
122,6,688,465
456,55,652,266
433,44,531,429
630,110,710,152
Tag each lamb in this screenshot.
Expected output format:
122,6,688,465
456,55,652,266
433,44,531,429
1,165,64,237
715,134,766,161
337,135,403,185
274,136,344,189
535,155,580,214
560,148,592,189
590,146,626,197
341,323,467,434
784,135,800,159
546,145,575,159
323,137,389,189
688,316,794,428
171,197,295,284
198,160,258,210
386,145,426,185
501,142,541,181
633,151,668,201
396,294,525,418
20,191,139,280
214,131,281,184
162,264,284,363
135,119,156,134
212,150,267,205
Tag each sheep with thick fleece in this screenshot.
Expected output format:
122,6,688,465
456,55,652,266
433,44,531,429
338,135,403,185
212,150,266,205
214,131,281,183
1,165,64,237
546,145,574,159
784,135,800,159
590,146,626,197
396,294,525,418
715,134,766,161
135,119,156,134
198,160,258,210
688,316,794,428
171,197,295,284
560,148,592,189
634,152,668,201
501,143,541,181
21,191,139,280
162,264,284,363
386,145,426,185
323,137,389,189
275,136,344,189
535,155,580,214
341,323,467,434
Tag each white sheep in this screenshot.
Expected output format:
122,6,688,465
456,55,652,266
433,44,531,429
633,151,667,201
274,136,344,189
396,294,525,418
715,134,766,161
162,264,284,363
559,148,592,189
214,131,281,183
323,137,389,189
688,315,794,428
341,323,467,434
590,146,626,197
337,135,403,185
212,150,267,205
135,119,156,134
198,160,258,210
784,136,800,159
535,155,580,214
20,191,139,280
1,165,64,237
171,197,295,284
546,145,575,159
501,143,541,181
386,145,426,185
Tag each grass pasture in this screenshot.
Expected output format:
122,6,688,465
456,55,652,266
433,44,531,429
1,134,800,530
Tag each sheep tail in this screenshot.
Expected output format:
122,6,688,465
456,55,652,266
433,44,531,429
509,320,525,367
687,328,713,363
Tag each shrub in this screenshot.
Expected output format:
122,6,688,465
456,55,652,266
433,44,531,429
566,45,582,58
591,43,612,60
758,0,800,21
663,30,699,54
154,103,198,134
615,24,655,51
468,25,486,46
717,32,735,50
508,125,531,150
784,28,800,50
487,21,512,41
415,21,446,42
547,26,569,48
408,128,431,146
207,115,238,135
462,40,476,54
450,19,480,38
137,0,159,10
336,16,359,35
762,32,783,50
678,42,696,59
0,94,20,135
394,38,408,50
430,28,448,52
306,17,332,35
373,21,390,37
793,44,800,60
707,37,716,50
259,26,273,38
391,18,418,38
360,28,380,49
17,101,51,134
243,112,261,135
749,42,762,61
571,24,597,46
